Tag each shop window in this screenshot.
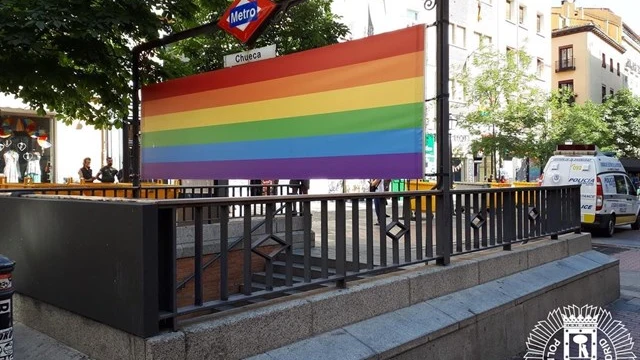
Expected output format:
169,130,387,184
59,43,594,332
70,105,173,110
0,115,53,184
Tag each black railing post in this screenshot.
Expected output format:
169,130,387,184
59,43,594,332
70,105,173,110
131,51,141,198
433,0,452,266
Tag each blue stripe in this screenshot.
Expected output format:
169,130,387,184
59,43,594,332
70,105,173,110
142,128,422,163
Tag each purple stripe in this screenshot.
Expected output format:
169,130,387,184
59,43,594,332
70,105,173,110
142,153,423,179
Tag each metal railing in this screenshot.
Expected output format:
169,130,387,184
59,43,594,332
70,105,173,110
0,183,301,224
155,185,581,331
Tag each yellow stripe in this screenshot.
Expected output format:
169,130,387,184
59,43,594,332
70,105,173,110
142,77,424,132
582,214,595,224
617,215,636,224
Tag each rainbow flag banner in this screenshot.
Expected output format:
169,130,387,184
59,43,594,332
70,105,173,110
141,25,425,179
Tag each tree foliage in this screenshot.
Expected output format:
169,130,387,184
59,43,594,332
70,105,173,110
160,0,349,78
602,88,640,157
454,46,640,168
455,46,546,169
0,0,197,128
0,0,349,128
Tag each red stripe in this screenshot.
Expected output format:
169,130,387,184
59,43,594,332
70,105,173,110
142,25,425,101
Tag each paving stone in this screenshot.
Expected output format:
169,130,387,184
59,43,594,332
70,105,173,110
262,329,376,360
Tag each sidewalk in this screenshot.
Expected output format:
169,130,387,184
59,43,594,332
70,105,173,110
598,245,640,355
13,322,90,359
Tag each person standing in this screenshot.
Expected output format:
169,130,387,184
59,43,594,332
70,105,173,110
370,178,387,225
96,157,119,183
78,157,95,182
249,179,263,196
289,179,310,195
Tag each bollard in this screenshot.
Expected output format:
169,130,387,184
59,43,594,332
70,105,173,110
0,256,15,360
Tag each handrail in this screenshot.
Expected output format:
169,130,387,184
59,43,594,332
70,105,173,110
175,202,289,290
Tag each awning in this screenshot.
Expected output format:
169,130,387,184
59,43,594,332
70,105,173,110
620,158,640,173
0,107,56,118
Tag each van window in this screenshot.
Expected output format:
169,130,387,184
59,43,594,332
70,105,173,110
625,176,636,195
614,175,628,195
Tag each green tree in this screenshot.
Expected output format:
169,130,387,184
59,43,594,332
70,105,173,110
602,88,640,157
545,88,608,160
455,46,546,174
0,0,198,128
159,0,349,79
0,0,349,129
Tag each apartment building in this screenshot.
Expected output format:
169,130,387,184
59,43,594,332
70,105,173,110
551,0,640,102
622,24,640,95
332,0,552,181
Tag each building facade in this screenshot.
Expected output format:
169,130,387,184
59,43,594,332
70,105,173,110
551,0,627,103
621,24,640,95
332,0,552,181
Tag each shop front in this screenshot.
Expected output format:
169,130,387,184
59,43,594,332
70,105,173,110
0,108,54,184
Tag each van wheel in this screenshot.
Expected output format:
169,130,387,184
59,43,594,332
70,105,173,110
603,216,616,237
632,215,640,230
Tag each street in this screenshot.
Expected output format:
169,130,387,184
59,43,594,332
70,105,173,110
592,225,640,355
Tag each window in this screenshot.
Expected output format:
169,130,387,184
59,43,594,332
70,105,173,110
610,88,614,96
519,5,526,25
537,58,544,78
558,80,574,93
450,24,466,47
617,62,620,76
558,46,574,71
536,14,543,33
407,10,419,21
474,32,492,48
602,85,607,102
602,54,606,68
449,79,464,102
625,176,637,196
610,58,614,72
614,175,628,195
506,0,513,21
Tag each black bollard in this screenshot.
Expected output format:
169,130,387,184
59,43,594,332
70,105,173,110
0,255,15,360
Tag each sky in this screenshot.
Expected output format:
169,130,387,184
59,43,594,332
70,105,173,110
555,0,640,34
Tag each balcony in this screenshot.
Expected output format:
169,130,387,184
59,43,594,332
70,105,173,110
555,57,576,72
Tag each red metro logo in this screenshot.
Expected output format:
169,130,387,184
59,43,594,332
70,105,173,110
218,0,277,44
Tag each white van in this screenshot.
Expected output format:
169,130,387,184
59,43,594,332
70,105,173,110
541,144,640,237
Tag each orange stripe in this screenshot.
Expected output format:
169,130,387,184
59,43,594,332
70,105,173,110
142,25,425,101
142,51,423,117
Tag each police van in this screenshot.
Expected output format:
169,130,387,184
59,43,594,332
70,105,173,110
541,144,640,237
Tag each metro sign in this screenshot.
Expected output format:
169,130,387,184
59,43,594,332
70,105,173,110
218,0,277,44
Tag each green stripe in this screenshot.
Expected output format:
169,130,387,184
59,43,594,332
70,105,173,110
142,102,423,148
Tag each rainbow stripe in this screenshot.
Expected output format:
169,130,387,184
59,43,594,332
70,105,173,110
141,26,425,179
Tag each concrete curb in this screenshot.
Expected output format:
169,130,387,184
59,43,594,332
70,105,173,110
251,250,619,360
14,233,597,360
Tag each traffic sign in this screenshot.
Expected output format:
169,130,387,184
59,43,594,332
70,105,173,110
218,0,277,44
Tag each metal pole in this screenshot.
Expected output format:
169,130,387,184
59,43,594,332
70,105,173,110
131,52,141,198
433,0,451,266
122,119,130,182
